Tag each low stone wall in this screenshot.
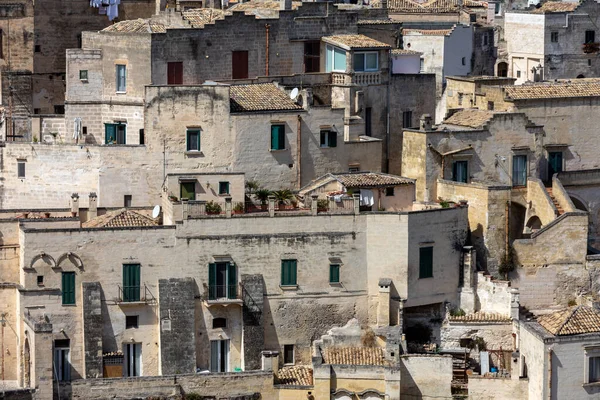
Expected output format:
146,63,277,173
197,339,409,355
468,376,528,399
526,178,556,226
400,354,453,399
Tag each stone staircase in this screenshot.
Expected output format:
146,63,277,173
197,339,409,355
546,187,564,215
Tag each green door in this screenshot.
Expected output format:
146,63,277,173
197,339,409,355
62,272,75,305
105,124,117,144
227,263,237,299
208,263,216,300
548,152,563,178
123,264,140,302
180,182,196,201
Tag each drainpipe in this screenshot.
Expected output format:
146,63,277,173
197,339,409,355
297,115,302,189
265,24,270,76
505,200,510,258
547,348,553,400
385,52,391,172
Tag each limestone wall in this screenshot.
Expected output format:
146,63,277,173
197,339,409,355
468,376,528,400
399,355,453,399
525,178,556,226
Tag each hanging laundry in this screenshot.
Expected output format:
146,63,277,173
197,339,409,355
73,118,82,141
106,0,120,21
360,189,374,206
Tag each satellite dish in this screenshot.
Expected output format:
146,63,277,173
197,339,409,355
290,87,299,100
152,205,161,219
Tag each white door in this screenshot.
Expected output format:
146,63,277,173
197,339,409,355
123,343,142,377
210,339,230,372
53,347,71,381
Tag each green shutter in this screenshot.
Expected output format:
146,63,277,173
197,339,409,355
329,131,337,148
419,247,433,279
105,124,116,144
123,264,140,302
281,261,287,285
181,182,195,201
227,263,237,299
62,272,75,305
271,125,280,150
320,131,326,147
209,263,216,300
281,260,297,286
329,264,340,283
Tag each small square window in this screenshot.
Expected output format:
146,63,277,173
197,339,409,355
125,315,139,329
54,105,65,115
79,70,88,81
516,70,521,78
124,195,132,208
34,45,41,53
283,344,295,365
82,126,88,135
419,247,433,279
329,264,340,283
271,124,285,150
551,32,559,43
212,317,227,329
462,57,466,66
219,181,230,195
33,108,41,115
385,187,394,196
186,130,200,152
320,130,337,148
37,275,44,286
17,160,25,178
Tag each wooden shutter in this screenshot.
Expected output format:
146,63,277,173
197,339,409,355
105,124,116,144
167,62,183,85
209,263,216,300
271,125,284,150
419,247,433,279
123,264,140,302
232,51,249,79
62,272,75,305
329,264,340,283
329,131,337,147
227,262,237,299
281,260,296,286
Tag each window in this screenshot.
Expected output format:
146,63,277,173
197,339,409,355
208,262,237,300
402,111,413,128
590,356,600,383
54,105,65,115
494,2,501,14
123,343,141,377
420,58,424,72
512,155,527,186
232,50,249,79
62,272,75,305
186,129,201,151
271,124,285,150
17,160,25,178
304,41,320,73
585,30,596,44
385,187,395,196
452,160,468,183
122,264,140,302
139,129,144,145
284,344,295,365
105,123,126,144
167,61,183,85
77,34,82,48
458,93,463,106
0,29,3,59
589,59,593,67
79,70,88,81
212,317,227,329
37,275,44,286
329,264,340,283
488,101,494,110
419,247,433,279
320,130,337,148
126,315,139,329
462,57,466,66
516,70,521,78
83,126,88,135
326,45,347,72
34,45,41,53
548,151,563,177
483,34,488,46
210,339,230,372
349,165,360,172
180,181,195,201
116,64,126,92
365,107,372,137
551,32,559,43
124,195,132,208
353,52,378,72
281,259,297,286
33,108,41,115
54,339,71,381
219,181,230,195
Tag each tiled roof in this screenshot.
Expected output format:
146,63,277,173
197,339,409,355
323,347,388,365
334,172,415,188
229,83,303,113
181,8,226,28
504,80,600,100
322,34,391,50
102,18,166,33
403,28,453,36
82,209,158,228
531,1,579,13
357,19,398,25
537,306,600,336
227,0,300,17
449,311,512,323
275,366,313,386
386,0,485,13
391,48,423,55
442,109,495,128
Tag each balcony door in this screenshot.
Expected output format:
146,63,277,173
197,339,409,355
208,262,237,300
123,343,142,377
210,339,230,372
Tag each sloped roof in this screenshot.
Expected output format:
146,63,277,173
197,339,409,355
322,34,391,50
275,365,313,386
531,1,579,14
449,311,512,323
391,48,423,55
504,80,600,100
82,209,158,228
229,0,301,11
442,109,495,128
335,172,415,188
229,83,303,113
181,8,227,28
357,18,398,25
537,306,600,336
403,28,453,36
102,18,166,33
386,0,485,13
323,347,388,365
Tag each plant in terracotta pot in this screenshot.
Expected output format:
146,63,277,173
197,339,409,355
317,199,329,212
273,189,294,210
233,202,245,214
205,201,222,215
254,189,272,211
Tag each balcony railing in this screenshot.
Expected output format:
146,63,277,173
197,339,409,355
331,72,382,86
117,284,155,304
205,284,243,305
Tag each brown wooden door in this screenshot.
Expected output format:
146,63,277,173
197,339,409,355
232,51,248,79
167,62,183,85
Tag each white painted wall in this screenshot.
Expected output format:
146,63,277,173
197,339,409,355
443,25,474,81
391,54,421,74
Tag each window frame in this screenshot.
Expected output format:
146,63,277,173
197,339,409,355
116,64,127,93
585,347,600,384
186,129,201,152
212,317,227,329
551,31,559,43
326,45,347,73
105,123,126,145
218,181,230,195
62,271,76,305
385,187,395,197
304,41,321,73
329,264,341,284
54,340,71,381
419,246,434,279
402,111,413,129
452,160,469,183
180,181,196,201
353,51,379,72
17,160,25,179
281,259,298,286
79,70,88,81
125,315,139,329
122,264,141,303
512,154,528,187
270,124,285,151
283,344,295,365
320,130,337,148
585,30,596,44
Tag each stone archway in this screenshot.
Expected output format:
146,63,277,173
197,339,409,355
23,338,30,388
526,216,542,233
577,74,585,78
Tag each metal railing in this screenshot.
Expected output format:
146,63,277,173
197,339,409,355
117,284,154,303
207,285,239,301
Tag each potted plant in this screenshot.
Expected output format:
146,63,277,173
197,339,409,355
205,201,222,215
254,189,272,211
245,180,260,195
233,202,245,214
168,193,178,202
317,199,329,212
273,189,294,210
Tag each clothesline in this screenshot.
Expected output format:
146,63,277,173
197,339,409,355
90,0,120,21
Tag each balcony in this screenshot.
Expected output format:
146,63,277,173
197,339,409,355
204,284,243,307
583,42,599,54
331,71,382,86
116,284,156,305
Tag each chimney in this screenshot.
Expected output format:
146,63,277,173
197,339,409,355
420,114,433,132
88,192,98,219
70,193,79,216
261,351,279,374
280,0,291,10
377,278,392,327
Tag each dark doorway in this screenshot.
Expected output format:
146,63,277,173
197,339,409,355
365,107,372,136
167,62,183,85
232,51,249,79
497,62,508,77
304,41,320,73
548,151,563,179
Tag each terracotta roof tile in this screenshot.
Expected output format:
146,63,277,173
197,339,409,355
181,8,226,28
102,18,166,33
504,80,600,100
537,306,600,336
386,0,485,13
229,0,301,11
531,1,579,14
229,83,303,113
357,19,398,25
83,209,157,228
323,347,388,365
449,311,512,323
275,366,313,386
442,109,495,128
333,172,415,188
391,48,423,55
403,28,453,36
323,34,391,50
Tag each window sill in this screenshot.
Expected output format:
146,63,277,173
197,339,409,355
320,146,336,149
80,79,88,83
185,151,204,156
115,91,126,95
270,149,287,152
62,304,77,307
218,193,231,197
329,282,342,286
419,277,434,280
280,285,298,291
583,382,600,387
